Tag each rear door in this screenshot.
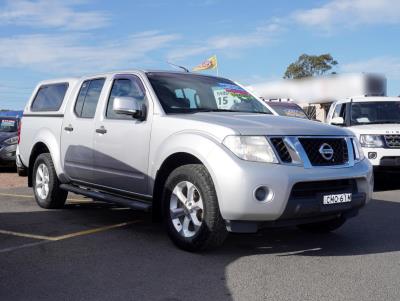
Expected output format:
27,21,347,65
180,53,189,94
92,74,152,196
61,78,106,184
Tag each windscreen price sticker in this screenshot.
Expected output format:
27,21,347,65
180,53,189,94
213,89,237,109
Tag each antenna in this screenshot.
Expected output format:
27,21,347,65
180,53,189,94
167,61,190,73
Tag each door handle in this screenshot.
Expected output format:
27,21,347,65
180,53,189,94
64,125,74,132
96,126,107,134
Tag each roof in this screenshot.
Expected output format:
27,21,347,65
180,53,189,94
339,96,400,103
37,69,228,85
0,115,19,119
37,77,79,86
91,69,226,80
0,111,23,118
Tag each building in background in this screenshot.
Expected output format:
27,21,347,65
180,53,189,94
249,73,387,121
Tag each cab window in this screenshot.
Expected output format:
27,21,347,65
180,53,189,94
332,103,347,120
74,78,105,118
106,76,147,120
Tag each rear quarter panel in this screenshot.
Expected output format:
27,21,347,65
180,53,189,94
19,78,78,179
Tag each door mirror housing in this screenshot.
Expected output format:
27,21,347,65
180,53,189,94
113,96,146,120
331,116,345,126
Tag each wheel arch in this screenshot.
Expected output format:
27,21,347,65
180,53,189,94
152,152,204,220
28,142,50,187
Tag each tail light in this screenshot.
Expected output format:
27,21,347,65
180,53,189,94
17,120,21,144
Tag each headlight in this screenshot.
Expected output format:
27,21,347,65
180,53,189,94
352,137,365,161
223,136,278,163
359,134,384,148
3,136,18,145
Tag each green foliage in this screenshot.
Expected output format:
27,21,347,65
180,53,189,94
284,54,338,79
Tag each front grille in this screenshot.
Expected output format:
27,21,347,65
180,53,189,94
299,138,348,166
270,138,292,163
384,135,400,148
290,179,357,199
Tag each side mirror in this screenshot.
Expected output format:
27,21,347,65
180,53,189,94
330,116,345,126
113,96,145,120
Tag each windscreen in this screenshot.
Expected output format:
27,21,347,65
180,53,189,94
268,103,308,119
147,72,271,114
0,118,18,132
351,101,400,125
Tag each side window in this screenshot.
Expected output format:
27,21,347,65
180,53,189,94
340,103,347,120
31,83,69,111
332,103,343,119
74,78,105,118
106,77,146,119
74,81,89,116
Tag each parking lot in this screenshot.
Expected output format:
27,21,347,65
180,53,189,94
0,171,399,301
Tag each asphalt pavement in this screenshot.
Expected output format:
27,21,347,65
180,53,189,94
1,180,400,301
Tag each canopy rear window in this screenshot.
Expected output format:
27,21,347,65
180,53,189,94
31,83,69,112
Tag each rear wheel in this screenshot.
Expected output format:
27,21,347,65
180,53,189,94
32,153,67,209
297,216,346,233
162,164,228,252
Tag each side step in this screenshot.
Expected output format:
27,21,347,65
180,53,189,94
60,184,152,212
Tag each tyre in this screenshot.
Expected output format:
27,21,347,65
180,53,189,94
162,164,228,252
32,153,67,209
297,216,346,233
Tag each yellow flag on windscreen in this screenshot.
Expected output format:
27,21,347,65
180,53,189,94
192,55,218,71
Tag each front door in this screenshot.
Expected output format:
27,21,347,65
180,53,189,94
61,78,106,184
93,74,152,196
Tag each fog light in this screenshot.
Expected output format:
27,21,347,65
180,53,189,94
254,186,271,202
368,152,377,159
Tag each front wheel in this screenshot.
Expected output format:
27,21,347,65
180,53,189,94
297,216,347,233
32,153,67,209
162,164,228,252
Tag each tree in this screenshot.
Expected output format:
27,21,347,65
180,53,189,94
283,54,338,79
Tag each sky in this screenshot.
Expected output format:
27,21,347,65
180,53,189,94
0,0,399,109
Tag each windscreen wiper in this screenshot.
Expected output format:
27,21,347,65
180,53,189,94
195,109,271,114
194,108,241,113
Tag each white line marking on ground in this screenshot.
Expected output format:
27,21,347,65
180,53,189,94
0,229,55,241
0,241,51,254
0,220,141,254
50,220,141,241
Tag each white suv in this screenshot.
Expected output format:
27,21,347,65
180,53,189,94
327,96,400,173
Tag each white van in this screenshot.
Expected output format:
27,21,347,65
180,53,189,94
327,96,400,172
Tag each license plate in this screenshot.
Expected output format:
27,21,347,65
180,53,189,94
323,193,352,205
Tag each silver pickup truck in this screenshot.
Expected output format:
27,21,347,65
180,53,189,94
17,70,373,251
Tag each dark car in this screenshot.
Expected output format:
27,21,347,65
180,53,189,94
266,101,310,119
0,117,19,166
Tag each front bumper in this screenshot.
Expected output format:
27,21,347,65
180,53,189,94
207,146,373,223
362,147,400,166
0,143,17,165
